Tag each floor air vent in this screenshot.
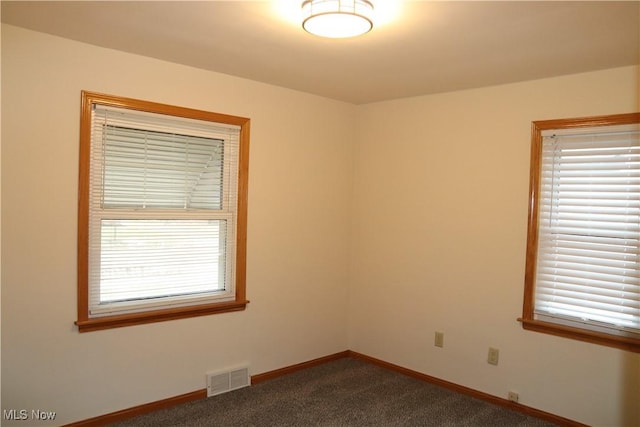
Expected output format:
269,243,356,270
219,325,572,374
206,366,250,397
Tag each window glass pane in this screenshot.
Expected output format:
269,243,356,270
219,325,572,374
99,219,227,304
534,124,640,335
103,125,224,210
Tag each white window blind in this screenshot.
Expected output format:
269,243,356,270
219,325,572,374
88,104,240,316
534,123,640,337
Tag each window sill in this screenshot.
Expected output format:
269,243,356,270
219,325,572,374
76,300,249,332
518,318,639,353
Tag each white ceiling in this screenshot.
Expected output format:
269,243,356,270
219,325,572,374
2,1,639,104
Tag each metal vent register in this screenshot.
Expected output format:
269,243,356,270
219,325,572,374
206,366,250,397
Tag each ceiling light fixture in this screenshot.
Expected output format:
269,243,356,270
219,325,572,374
302,0,374,39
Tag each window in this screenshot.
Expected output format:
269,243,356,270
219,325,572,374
76,91,250,332
521,112,639,352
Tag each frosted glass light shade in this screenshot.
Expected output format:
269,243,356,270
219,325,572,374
302,0,374,38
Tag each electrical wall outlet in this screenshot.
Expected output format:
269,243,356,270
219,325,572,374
508,391,519,403
434,331,444,348
487,347,499,365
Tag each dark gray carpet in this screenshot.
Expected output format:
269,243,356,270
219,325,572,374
111,358,558,426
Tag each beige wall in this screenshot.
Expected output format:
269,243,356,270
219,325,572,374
2,23,639,427
1,25,353,425
349,66,639,427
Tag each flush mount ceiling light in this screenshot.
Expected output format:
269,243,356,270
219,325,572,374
302,0,374,38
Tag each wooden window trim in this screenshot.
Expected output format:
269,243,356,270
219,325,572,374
520,112,640,353
76,91,250,332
